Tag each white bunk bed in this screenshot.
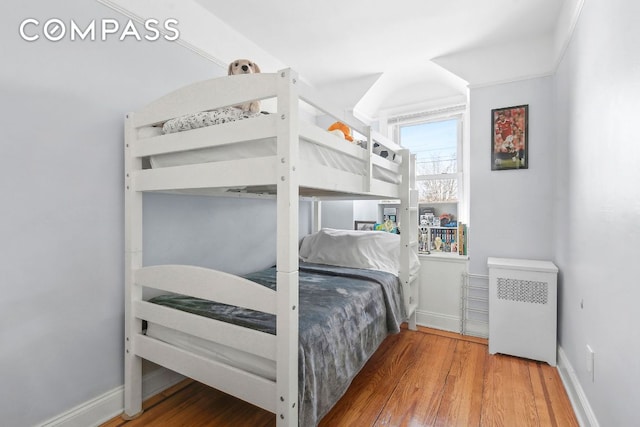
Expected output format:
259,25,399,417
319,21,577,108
124,68,419,426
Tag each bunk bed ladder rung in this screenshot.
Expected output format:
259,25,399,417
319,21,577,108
135,335,277,413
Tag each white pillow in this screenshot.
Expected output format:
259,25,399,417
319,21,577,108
299,228,420,277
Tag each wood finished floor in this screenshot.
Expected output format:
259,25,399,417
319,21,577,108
103,326,578,427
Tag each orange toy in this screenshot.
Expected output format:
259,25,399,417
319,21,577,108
327,121,353,142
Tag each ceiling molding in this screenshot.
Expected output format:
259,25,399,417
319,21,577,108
96,0,225,68
96,0,285,72
432,34,555,89
96,0,570,118
552,0,586,71
466,70,555,91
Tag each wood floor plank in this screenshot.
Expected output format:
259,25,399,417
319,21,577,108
319,331,417,426
374,332,458,426
480,354,509,426
102,327,579,427
510,356,540,426
99,379,194,427
433,340,486,427
529,362,557,427
537,362,580,427
481,354,539,427
121,381,273,427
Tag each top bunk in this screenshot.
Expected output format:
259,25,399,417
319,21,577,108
124,68,410,200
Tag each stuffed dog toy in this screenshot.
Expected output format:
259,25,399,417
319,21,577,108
228,59,261,113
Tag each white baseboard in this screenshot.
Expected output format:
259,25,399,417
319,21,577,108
416,310,490,339
39,368,185,427
416,309,461,333
557,346,600,427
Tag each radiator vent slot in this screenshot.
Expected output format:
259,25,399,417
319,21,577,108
496,278,548,305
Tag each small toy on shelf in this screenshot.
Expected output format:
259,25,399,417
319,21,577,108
374,218,398,234
434,236,443,251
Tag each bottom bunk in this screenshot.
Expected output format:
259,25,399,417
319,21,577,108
128,251,406,426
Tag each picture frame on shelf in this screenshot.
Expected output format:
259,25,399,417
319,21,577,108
354,220,375,231
491,104,528,171
383,207,397,216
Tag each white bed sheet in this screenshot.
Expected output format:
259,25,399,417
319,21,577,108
149,136,400,185
139,122,400,185
146,322,276,381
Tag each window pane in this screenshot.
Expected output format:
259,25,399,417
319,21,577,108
417,178,458,203
400,119,458,175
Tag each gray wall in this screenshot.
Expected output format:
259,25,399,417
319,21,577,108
468,76,556,275
553,0,640,425
469,1,640,425
320,201,354,230
0,1,308,426
4,0,639,426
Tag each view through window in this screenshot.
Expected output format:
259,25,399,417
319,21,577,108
399,118,460,203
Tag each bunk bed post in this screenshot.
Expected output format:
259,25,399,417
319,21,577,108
400,150,419,331
312,200,322,233
276,68,300,427
364,126,373,193
123,113,144,418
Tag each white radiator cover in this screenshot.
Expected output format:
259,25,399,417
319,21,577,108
488,257,558,366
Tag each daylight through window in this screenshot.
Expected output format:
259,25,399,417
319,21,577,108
398,117,462,204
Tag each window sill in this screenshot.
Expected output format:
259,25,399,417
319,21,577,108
419,252,469,261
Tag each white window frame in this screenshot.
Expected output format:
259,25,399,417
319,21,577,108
390,105,466,221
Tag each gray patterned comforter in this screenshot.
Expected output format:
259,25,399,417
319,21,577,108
149,262,406,426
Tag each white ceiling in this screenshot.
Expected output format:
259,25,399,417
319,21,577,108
108,0,574,120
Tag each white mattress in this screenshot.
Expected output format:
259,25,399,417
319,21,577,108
146,322,276,381
138,114,400,185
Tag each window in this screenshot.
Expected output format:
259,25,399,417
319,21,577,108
398,118,461,204
387,107,467,254
393,109,464,204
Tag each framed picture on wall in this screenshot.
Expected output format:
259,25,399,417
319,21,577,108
491,104,528,170
354,220,375,231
